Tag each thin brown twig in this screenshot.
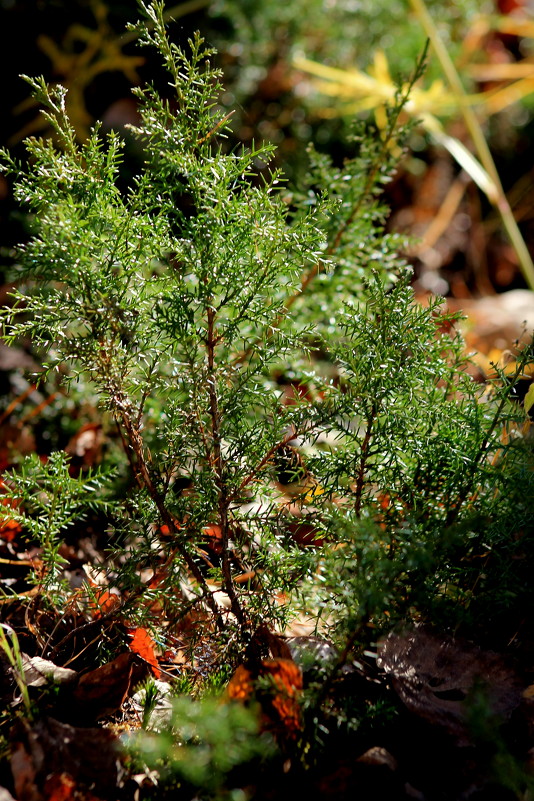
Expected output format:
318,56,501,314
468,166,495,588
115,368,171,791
17,392,59,426
354,405,377,517
0,383,37,427
196,111,235,146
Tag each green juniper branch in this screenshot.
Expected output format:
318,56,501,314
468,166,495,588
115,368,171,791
1,0,532,723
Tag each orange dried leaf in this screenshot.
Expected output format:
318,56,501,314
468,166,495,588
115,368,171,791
260,658,303,737
89,587,121,619
44,772,77,801
84,577,121,619
0,517,22,542
127,626,161,678
0,476,22,541
227,658,303,738
202,524,223,554
227,664,254,702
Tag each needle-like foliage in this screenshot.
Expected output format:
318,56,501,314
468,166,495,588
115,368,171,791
1,0,532,726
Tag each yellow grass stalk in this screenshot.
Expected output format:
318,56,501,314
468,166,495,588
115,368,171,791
409,0,534,290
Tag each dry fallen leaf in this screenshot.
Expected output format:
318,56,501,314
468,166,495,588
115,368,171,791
65,423,104,473
378,628,522,744
11,716,120,801
21,655,77,688
126,626,161,679
71,651,146,720
227,657,303,740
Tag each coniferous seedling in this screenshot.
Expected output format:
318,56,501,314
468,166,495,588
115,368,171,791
1,1,533,786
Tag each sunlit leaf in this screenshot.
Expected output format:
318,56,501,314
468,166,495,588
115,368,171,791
523,382,534,415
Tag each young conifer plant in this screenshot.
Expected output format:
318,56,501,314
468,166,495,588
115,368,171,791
1,0,532,731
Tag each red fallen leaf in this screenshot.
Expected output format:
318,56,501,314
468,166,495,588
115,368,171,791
227,658,303,739
227,664,253,702
0,476,22,541
497,0,524,13
88,586,121,619
0,516,22,542
202,524,223,554
127,626,161,678
285,518,324,547
34,769,105,801
260,659,303,738
65,423,103,474
44,772,77,801
85,575,161,676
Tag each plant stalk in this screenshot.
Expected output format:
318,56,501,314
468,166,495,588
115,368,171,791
409,0,534,291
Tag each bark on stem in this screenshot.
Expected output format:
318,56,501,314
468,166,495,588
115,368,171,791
354,405,377,517
100,349,226,630
206,307,247,628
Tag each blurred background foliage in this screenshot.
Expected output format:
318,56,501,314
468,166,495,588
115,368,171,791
1,0,534,296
